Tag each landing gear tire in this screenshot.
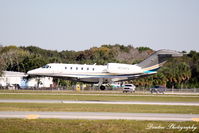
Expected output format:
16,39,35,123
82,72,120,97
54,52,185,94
100,85,106,90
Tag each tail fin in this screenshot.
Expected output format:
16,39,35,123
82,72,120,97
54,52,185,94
137,49,183,73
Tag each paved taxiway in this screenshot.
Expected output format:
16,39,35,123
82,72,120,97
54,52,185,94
0,111,198,121
0,99,199,106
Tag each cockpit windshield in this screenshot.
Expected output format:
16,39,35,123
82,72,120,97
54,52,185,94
42,65,51,68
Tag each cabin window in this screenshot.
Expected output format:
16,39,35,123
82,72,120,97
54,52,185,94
70,67,72,70
81,67,83,70
76,67,78,70
87,68,89,70
92,68,95,71
42,65,51,68
65,67,67,69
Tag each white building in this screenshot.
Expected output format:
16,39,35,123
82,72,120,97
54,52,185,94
0,71,53,89
0,71,26,87
27,77,53,88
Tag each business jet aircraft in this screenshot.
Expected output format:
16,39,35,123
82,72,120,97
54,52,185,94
27,49,182,90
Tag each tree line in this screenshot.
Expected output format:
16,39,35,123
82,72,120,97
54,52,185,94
0,44,198,88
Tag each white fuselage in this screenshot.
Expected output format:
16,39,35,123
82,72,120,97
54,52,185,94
27,63,146,83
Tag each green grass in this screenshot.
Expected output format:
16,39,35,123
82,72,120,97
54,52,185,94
1,103,199,114
0,93,199,102
0,89,119,94
0,119,198,133
1,89,199,96
0,90,126,94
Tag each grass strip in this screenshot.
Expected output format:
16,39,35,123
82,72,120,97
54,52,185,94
0,93,199,102
0,119,198,133
1,103,199,114
0,89,199,96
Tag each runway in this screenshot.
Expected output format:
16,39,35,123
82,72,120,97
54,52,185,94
0,99,199,106
0,111,198,121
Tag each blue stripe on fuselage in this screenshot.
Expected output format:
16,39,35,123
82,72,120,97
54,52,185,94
144,67,160,74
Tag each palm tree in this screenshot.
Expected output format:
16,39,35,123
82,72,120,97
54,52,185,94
160,61,191,89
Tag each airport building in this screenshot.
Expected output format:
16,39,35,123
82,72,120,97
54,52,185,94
27,77,53,88
0,71,53,89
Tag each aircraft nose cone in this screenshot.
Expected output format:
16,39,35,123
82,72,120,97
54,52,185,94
27,70,36,75
27,70,32,75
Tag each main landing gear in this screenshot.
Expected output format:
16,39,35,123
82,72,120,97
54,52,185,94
99,85,106,90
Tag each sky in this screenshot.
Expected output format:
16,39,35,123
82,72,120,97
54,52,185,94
0,0,198,52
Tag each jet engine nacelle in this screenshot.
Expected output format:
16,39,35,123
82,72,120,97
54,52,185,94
107,63,143,74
